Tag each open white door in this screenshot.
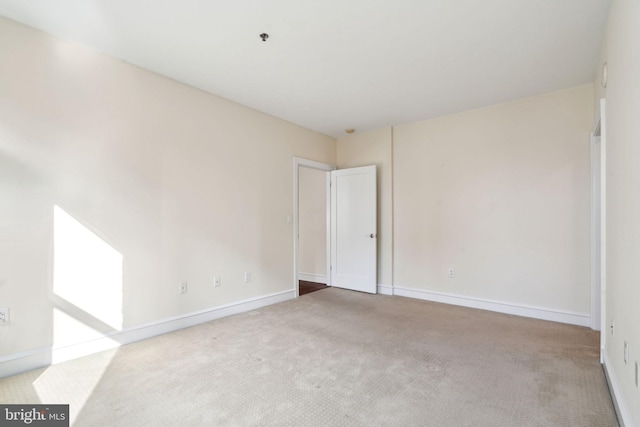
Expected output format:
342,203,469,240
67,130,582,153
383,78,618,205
330,165,377,293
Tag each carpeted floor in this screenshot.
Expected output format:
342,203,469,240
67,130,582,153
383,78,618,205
0,288,618,426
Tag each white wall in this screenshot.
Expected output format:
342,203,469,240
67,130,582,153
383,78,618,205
337,128,393,290
0,17,335,367
393,85,594,316
597,1,640,425
298,167,327,283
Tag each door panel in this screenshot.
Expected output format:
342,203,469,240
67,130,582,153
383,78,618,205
330,165,377,293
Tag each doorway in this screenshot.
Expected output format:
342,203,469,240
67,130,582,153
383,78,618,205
293,158,334,297
298,165,330,295
293,158,378,297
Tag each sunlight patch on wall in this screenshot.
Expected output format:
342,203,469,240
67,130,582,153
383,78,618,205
38,206,125,424
53,206,123,332
51,308,121,364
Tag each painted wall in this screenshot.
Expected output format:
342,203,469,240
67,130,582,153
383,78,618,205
393,85,593,314
0,17,335,362
298,167,327,282
598,1,640,424
337,128,393,289
0,11,610,390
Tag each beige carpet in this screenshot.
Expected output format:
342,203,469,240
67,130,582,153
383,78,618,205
0,288,618,426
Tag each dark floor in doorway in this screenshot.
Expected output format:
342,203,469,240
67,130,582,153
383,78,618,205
299,280,328,296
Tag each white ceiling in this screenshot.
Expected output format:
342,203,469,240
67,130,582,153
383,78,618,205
0,0,611,138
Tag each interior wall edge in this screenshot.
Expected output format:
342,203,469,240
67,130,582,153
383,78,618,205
603,351,634,427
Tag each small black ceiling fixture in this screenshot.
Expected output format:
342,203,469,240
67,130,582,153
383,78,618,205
260,33,269,42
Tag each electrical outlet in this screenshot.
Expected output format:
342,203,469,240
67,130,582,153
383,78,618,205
214,276,221,288
611,319,615,336
624,341,629,366
0,307,8,324
178,282,188,295
448,267,455,278
244,272,251,283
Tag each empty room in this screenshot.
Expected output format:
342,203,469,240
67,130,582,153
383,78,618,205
1,1,639,426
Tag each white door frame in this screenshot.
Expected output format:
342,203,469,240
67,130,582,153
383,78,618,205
591,99,606,360
293,157,335,297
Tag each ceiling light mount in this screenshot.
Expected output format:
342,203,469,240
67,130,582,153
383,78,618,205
345,129,355,134
260,33,269,42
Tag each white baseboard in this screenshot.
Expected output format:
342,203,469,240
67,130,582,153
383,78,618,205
0,290,295,379
0,348,53,380
377,284,393,295
298,273,327,284
0,285,595,379
603,352,635,427
392,286,590,327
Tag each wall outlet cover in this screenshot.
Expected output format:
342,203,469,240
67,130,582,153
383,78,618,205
611,319,615,336
179,282,188,294
624,341,629,365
